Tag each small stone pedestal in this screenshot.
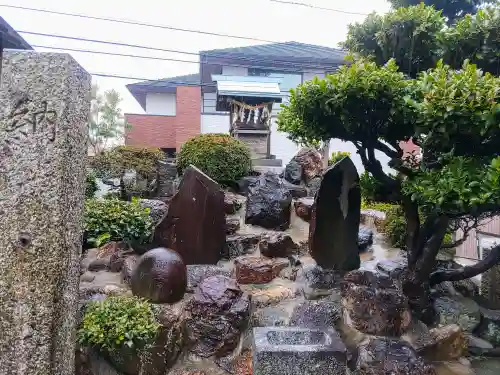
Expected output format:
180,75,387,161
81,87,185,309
252,327,347,375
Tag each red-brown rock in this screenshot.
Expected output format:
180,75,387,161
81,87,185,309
294,197,314,222
419,324,467,361
153,166,226,265
131,247,187,303
235,256,289,284
185,275,250,357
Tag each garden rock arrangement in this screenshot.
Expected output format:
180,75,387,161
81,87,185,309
77,154,500,375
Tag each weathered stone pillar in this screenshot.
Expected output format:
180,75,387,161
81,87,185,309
0,52,90,375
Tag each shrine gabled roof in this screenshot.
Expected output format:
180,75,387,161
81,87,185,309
213,74,283,101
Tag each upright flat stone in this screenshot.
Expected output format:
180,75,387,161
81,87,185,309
154,165,225,265
309,157,361,270
0,52,90,375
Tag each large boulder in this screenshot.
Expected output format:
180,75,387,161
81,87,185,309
309,157,361,270
341,270,412,336
185,275,250,357
245,173,293,231
186,265,231,293
433,296,481,333
289,300,342,329
355,337,435,375
296,264,341,300
153,166,225,265
131,247,187,303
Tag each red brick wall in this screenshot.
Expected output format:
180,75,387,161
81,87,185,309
125,86,201,151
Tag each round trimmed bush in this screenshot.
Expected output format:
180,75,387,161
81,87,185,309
177,133,252,185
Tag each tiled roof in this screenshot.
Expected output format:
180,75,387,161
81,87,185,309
201,41,346,62
127,73,200,89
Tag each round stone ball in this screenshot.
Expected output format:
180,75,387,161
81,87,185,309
131,247,187,303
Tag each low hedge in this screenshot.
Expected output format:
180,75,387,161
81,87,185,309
177,133,252,186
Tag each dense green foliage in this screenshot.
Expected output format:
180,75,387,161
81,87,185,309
91,146,164,179
83,197,153,247
329,151,351,165
86,171,98,199
177,133,252,186
342,4,445,77
388,0,494,23
342,4,500,78
78,296,159,351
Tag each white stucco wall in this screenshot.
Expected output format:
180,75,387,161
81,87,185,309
222,66,248,76
145,93,176,116
201,113,229,134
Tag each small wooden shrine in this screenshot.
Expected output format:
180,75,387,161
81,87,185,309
213,75,282,160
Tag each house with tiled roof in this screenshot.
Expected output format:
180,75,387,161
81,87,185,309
125,41,347,163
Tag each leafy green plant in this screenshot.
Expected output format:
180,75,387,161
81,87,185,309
78,296,160,351
83,197,152,247
177,133,252,186
86,171,99,199
329,151,351,165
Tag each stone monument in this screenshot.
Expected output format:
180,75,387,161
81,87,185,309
0,52,90,374
309,156,361,270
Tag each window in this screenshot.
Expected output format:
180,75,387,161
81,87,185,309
248,69,302,92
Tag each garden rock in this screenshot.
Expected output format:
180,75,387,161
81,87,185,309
140,199,168,227
289,300,341,329
245,173,292,231
106,304,184,375
154,166,226,265
236,175,260,196
309,157,361,270
235,256,289,284
433,296,481,333
401,319,434,352
297,264,341,300
358,226,374,252
418,324,467,361
474,307,500,347
467,335,494,356
131,247,187,303
224,192,244,214
223,233,261,259
306,176,322,197
226,216,240,235
355,337,435,375
341,270,412,336
251,303,294,327
259,232,299,258
290,147,323,183
282,180,308,198
294,197,314,222
185,275,250,357
376,258,408,278
186,265,231,293
283,159,302,185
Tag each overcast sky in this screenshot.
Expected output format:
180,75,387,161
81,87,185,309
2,0,391,114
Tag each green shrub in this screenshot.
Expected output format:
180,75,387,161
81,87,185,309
86,171,98,199
329,151,351,165
83,197,152,247
91,146,164,179
361,200,396,212
177,133,252,186
78,296,159,351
